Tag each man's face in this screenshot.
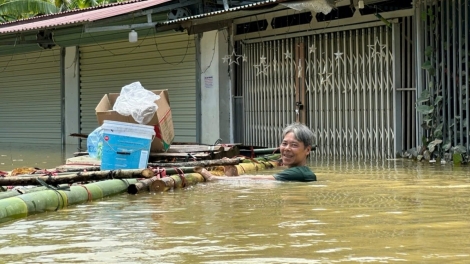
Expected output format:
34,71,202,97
279,132,310,168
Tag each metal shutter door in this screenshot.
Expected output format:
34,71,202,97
79,32,196,142
0,49,61,144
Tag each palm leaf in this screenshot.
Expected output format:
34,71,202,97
0,0,59,18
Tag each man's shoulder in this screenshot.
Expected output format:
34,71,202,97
274,166,316,182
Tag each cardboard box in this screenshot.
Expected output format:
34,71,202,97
95,90,174,152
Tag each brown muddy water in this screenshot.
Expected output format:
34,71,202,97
1,144,470,263
0,143,79,171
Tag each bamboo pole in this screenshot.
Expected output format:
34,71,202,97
0,169,154,186
127,167,204,194
154,167,199,175
0,187,50,200
149,173,205,192
128,176,160,194
0,179,137,224
149,177,175,192
143,154,282,193
55,166,101,172
148,158,240,168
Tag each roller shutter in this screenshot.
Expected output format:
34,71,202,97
0,49,61,144
79,32,196,142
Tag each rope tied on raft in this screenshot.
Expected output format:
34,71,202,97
108,170,116,179
120,179,131,186
35,177,67,211
149,167,167,179
172,167,186,187
32,168,59,176
80,185,93,202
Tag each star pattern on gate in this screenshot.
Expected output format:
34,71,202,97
368,37,388,57
253,55,270,76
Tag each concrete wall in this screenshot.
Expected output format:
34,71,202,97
64,46,80,145
199,30,231,145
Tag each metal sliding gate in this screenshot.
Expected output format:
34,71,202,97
242,25,395,159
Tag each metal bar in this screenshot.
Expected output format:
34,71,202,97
289,38,294,125
386,26,393,158
433,0,441,143
355,29,361,158
246,43,251,145
84,22,157,33
439,0,446,143
258,42,263,146
319,33,324,156
267,41,273,147
376,27,381,159
260,42,265,147
392,22,398,157
410,15,416,148
362,28,368,159
280,39,284,142
299,41,306,125
255,42,260,146
60,47,65,146
452,0,458,146
275,39,281,145
346,30,351,157
312,35,319,156
271,40,276,146
195,34,202,144
331,32,336,156
372,27,377,159
295,40,301,123
327,32,332,156
402,17,407,151
284,38,288,129
446,0,452,147
466,0,469,150
250,43,255,145
340,30,345,157
415,1,424,152
244,43,249,144
380,27,386,158
458,0,464,146
396,88,417,91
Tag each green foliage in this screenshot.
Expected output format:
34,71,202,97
0,0,59,20
428,139,442,153
0,0,120,22
416,104,434,115
416,43,442,157
417,89,431,104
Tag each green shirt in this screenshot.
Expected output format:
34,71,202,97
273,166,317,182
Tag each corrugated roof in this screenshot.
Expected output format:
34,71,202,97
0,0,171,34
158,0,282,25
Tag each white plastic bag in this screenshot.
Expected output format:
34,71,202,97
87,126,103,159
113,82,160,124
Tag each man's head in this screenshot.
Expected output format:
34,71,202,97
279,123,314,168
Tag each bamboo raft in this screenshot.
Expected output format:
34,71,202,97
0,143,281,224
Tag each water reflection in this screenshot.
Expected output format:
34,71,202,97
0,143,79,171
0,158,469,263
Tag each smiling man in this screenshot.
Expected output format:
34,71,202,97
198,123,317,182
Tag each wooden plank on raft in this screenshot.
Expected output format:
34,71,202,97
149,152,212,158
166,145,224,153
148,158,240,168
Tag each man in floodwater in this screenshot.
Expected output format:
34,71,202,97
199,122,317,182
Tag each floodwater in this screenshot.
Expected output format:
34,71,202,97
1,155,470,263
0,143,80,171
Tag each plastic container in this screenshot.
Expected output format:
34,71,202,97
100,120,155,170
